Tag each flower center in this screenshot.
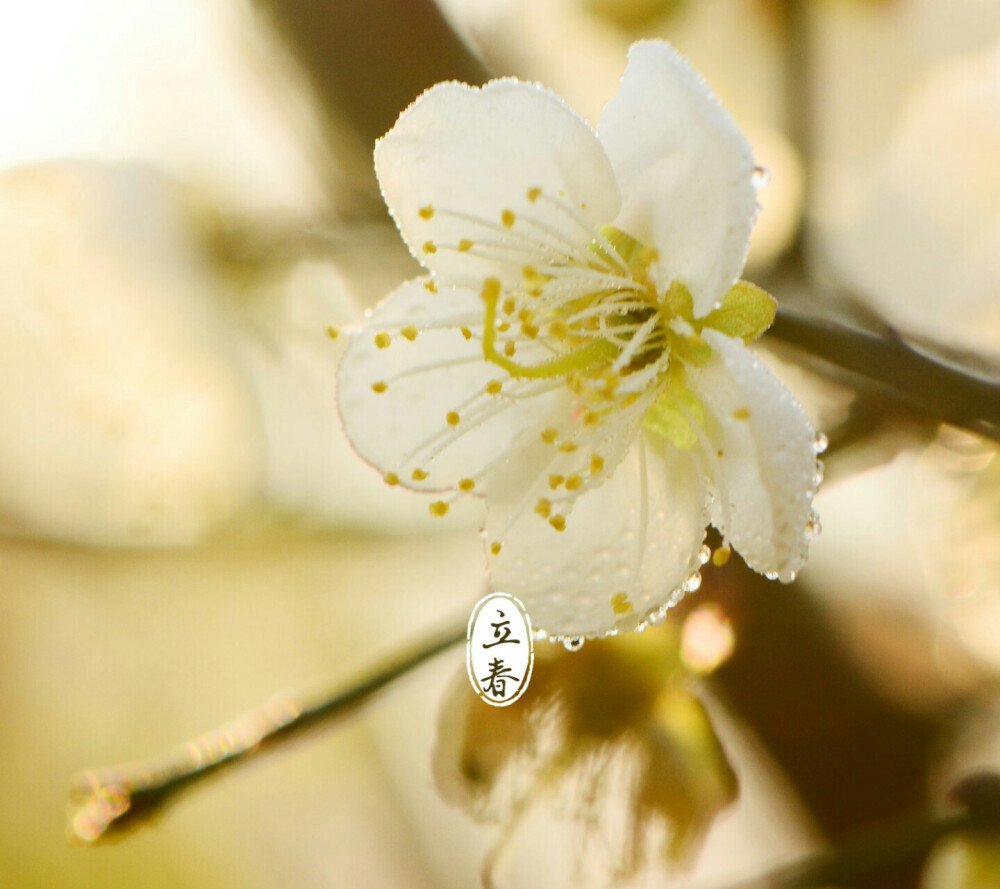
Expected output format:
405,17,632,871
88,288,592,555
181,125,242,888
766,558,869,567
479,223,705,428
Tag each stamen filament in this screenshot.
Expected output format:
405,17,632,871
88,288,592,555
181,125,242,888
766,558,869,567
481,279,618,379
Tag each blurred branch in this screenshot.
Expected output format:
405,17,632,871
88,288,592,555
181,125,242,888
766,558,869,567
258,0,489,146
769,307,1000,442
722,812,967,889
717,772,1000,889
254,0,490,216
68,620,465,844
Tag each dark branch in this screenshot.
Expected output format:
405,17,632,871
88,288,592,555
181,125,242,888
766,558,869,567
769,307,1000,442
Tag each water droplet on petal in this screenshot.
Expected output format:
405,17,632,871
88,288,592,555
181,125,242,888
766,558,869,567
563,636,585,652
765,570,779,581
752,165,771,187
682,572,703,593
698,545,712,566
813,460,825,486
813,432,829,455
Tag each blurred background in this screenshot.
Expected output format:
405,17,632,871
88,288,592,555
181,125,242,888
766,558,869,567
2,1,1000,887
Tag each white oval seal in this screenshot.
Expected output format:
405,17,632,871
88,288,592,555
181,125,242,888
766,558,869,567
467,592,534,707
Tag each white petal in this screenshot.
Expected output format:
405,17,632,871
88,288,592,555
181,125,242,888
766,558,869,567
375,79,621,286
597,40,759,316
689,329,819,580
486,431,708,638
337,278,560,493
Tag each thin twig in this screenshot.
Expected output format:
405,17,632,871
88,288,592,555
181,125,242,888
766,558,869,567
68,620,466,844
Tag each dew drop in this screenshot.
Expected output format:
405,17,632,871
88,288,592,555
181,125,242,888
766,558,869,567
788,570,797,582
813,432,829,455
682,572,703,593
752,165,771,187
649,608,667,626
813,460,825,486
563,636,585,652
698,545,712,566
765,571,779,581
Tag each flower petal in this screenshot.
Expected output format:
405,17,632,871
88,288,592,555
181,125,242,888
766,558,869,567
597,40,759,317
688,329,820,580
486,431,708,638
375,79,621,287
338,278,561,494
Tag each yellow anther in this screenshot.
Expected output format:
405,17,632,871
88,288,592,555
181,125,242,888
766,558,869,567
526,187,541,203
418,205,434,220
384,472,399,486
458,239,474,252
412,468,429,481
423,279,438,293
548,474,564,489
558,441,578,453
712,544,732,567
523,265,538,280
717,449,725,458
400,325,418,341
549,321,568,338
490,541,502,556
501,209,516,228
590,454,604,474
371,381,388,393
540,427,558,444
485,380,503,395
521,322,539,338
460,326,472,340
517,308,533,322
549,515,566,532
374,332,391,349
325,325,339,340
733,407,751,420
459,478,475,492
503,342,516,357
497,321,510,333
611,592,634,615
446,411,460,426
430,501,450,517
583,411,600,426
502,297,516,316
422,241,437,254
534,498,552,518
565,474,582,491
528,288,543,298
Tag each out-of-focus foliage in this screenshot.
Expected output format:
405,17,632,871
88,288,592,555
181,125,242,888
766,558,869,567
433,628,736,884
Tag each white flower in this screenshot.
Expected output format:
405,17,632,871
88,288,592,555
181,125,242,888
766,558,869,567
338,40,823,639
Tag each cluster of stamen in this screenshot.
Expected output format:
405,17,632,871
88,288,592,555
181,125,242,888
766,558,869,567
375,186,715,537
